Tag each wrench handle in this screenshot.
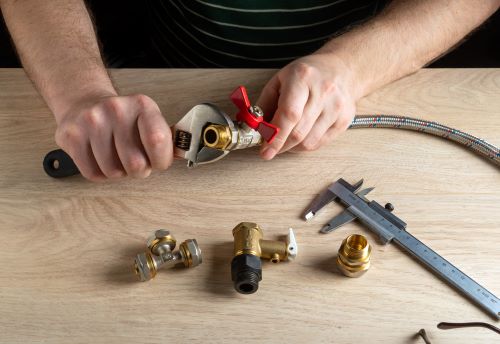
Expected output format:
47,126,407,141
43,149,80,178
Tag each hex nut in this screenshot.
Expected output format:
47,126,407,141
183,239,203,267
134,252,154,282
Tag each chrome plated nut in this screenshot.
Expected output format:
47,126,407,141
183,239,203,267
134,252,154,282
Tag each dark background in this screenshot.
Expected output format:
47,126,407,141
0,1,499,68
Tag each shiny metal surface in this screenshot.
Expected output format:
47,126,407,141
134,230,203,282
308,178,500,319
350,115,500,166
173,103,234,167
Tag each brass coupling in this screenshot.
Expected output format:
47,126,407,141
231,222,297,294
134,229,202,282
336,234,371,278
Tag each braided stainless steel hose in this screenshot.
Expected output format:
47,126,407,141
350,115,500,167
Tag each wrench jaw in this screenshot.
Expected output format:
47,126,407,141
173,103,237,167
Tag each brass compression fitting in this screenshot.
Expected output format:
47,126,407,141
134,229,202,282
336,234,371,278
231,222,297,294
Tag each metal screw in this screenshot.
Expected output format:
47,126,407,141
385,203,395,212
249,105,263,118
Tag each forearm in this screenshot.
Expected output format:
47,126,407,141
0,0,116,121
320,0,500,99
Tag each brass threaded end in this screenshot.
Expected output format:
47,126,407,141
270,253,280,263
337,234,371,278
344,234,370,260
203,124,231,149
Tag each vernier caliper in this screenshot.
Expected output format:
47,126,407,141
303,178,500,320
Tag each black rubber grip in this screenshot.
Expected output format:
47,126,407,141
43,149,80,178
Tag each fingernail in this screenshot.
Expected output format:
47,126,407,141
261,147,276,160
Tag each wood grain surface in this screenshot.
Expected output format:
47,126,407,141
0,68,499,344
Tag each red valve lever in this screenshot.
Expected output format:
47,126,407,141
230,86,279,143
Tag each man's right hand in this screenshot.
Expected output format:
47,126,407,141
55,94,173,182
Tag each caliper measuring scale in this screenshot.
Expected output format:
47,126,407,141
304,178,500,319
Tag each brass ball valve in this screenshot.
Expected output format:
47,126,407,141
134,229,202,282
231,222,297,294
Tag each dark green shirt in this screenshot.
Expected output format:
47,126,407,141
145,0,387,67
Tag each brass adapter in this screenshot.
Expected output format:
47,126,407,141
203,124,232,150
202,123,262,151
336,234,371,278
134,229,202,282
231,222,297,294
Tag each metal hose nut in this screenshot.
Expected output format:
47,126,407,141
134,229,202,282
336,234,371,277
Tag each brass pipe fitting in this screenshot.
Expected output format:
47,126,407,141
134,229,202,282
231,222,297,294
203,124,232,150
336,234,371,278
203,123,262,151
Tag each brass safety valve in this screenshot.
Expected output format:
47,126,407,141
231,222,297,294
336,234,371,278
134,229,202,282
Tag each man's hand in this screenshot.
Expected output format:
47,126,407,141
55,94,173,181
0,0,176,182
257,54,358,160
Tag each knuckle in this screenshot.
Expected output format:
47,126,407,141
293,62,314,80
290,128,305,142
103,97,126,122
146,131,168,148
83,110,104,130
125,154,148,174
321,80,337,95
281,106,301,123
134,94,151,108
55,124,83,147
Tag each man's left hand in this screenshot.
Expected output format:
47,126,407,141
257,53,358,160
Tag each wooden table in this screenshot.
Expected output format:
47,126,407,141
0,68,499,343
